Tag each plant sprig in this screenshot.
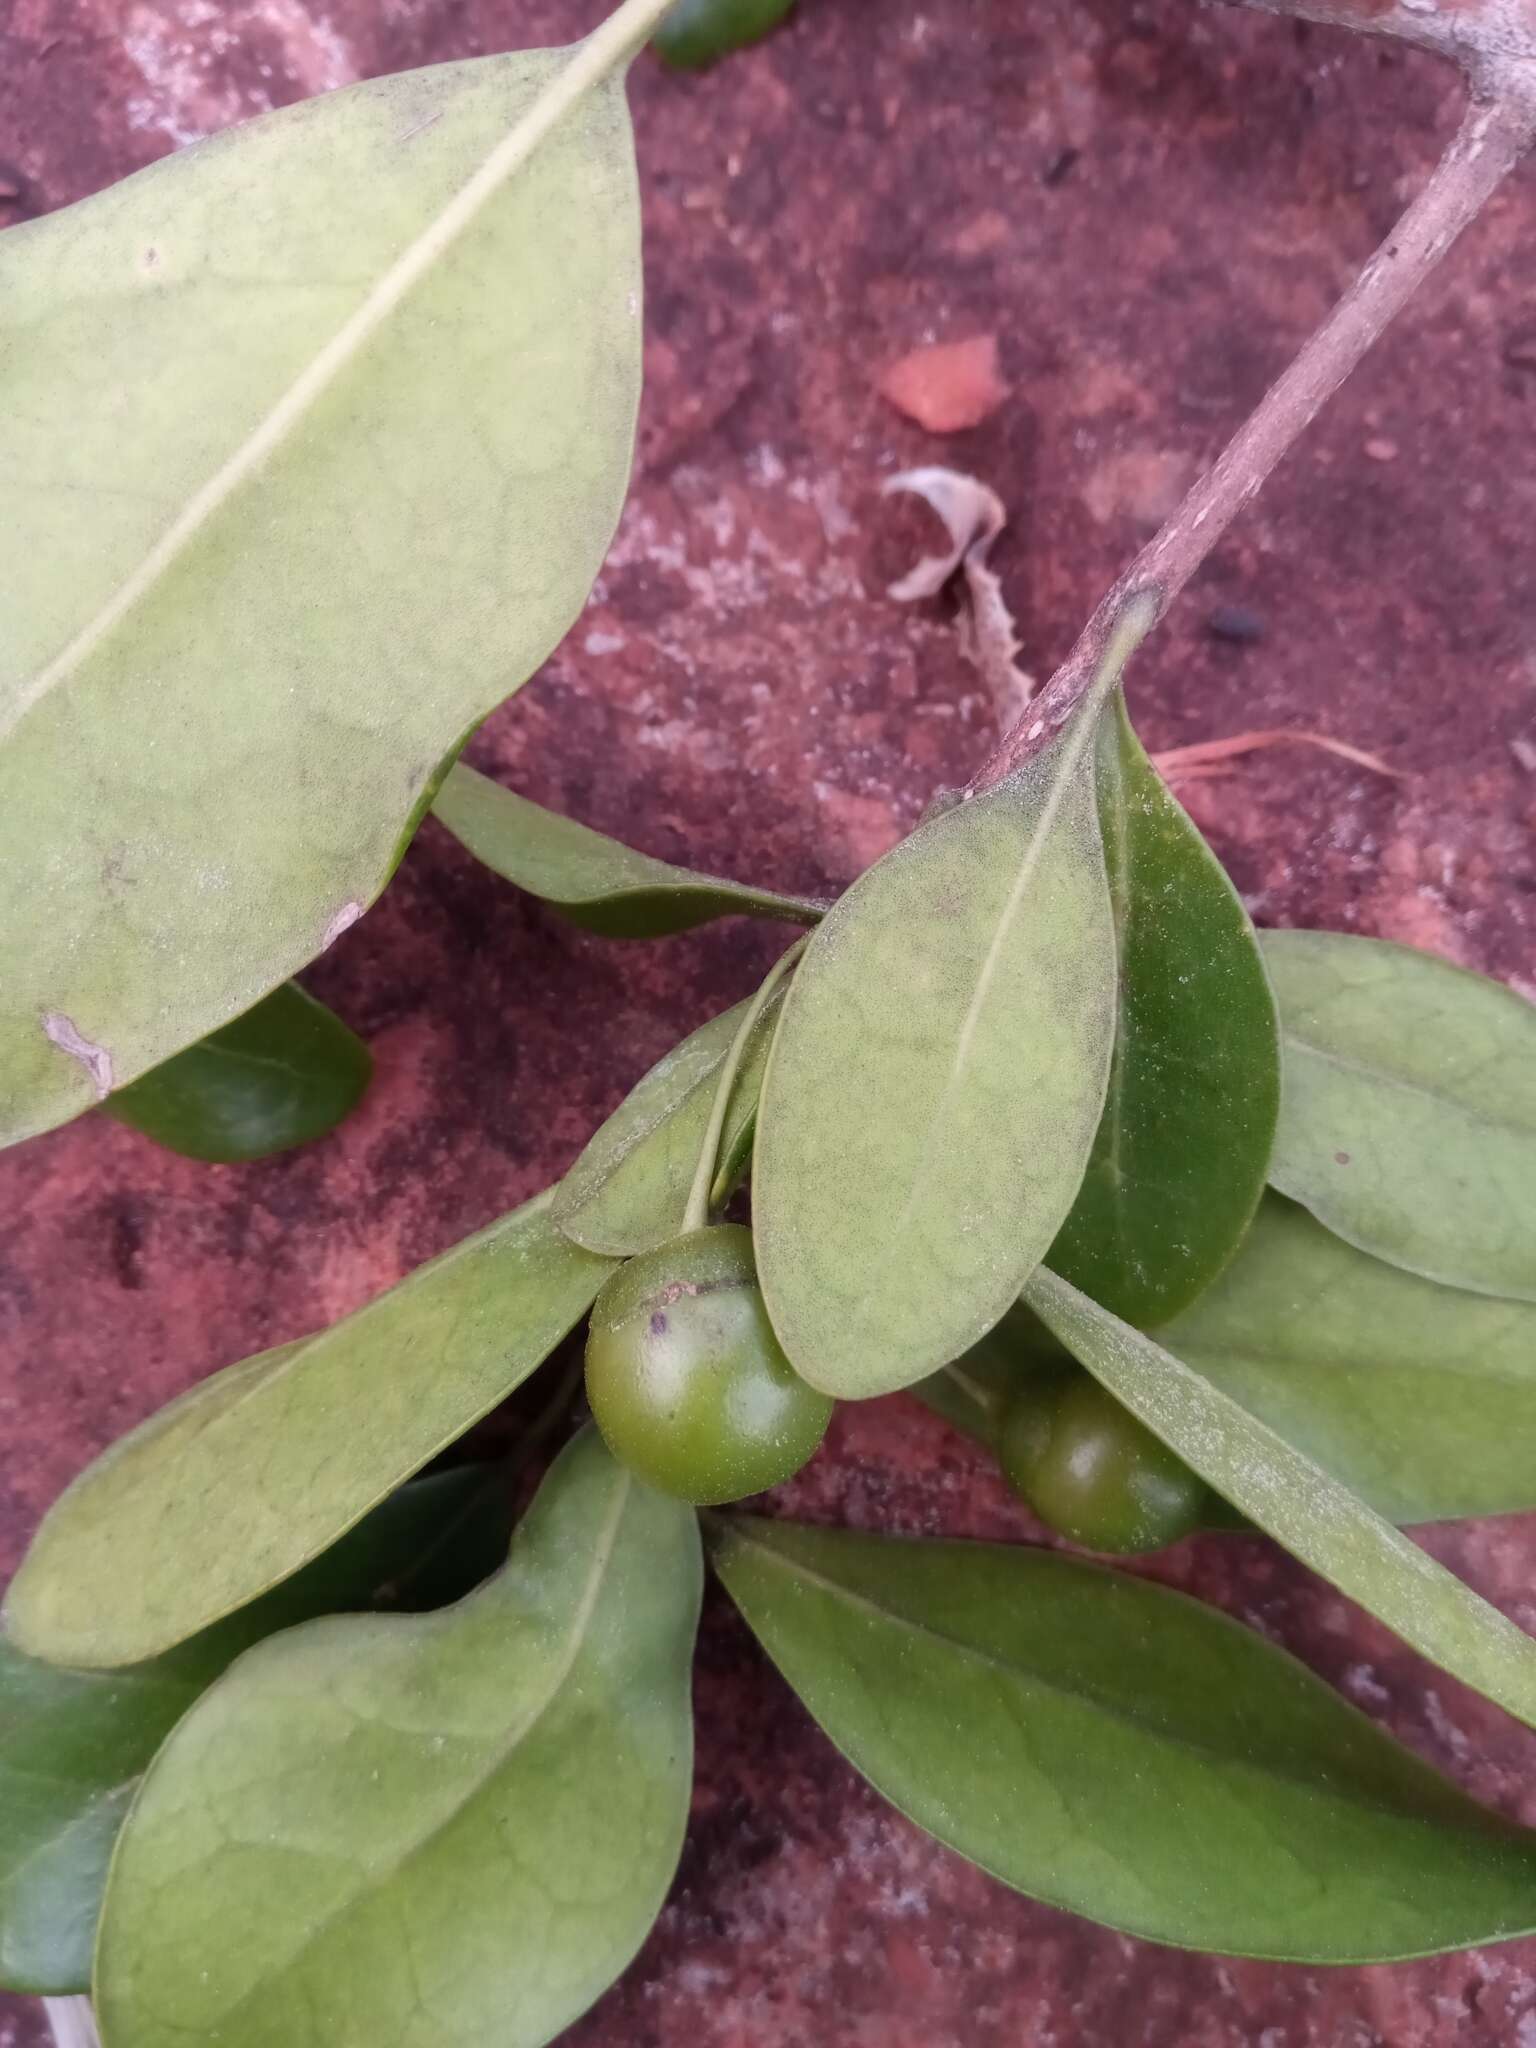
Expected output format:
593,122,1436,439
3,0,1536,2040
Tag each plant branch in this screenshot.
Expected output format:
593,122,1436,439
971,91,1534,791
1213,0,1536,98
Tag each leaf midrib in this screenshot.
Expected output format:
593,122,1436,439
847,716,1101,1333
1284,1033,1536,1141
0,1777,137,1894
727,1530,1507,1830
1173,1336,1536,1392
197,1468,632,2033
2,15,649,748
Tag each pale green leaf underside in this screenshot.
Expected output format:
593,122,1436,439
434,764,825,935
0,42,642,1147
553,991,785,1256
754,716,1117,1399
713,1516,1536,1962
96,1431,701,2048
0,1470,508,1995
919,1198,1536,1528
1264,930,1536,1300
1027,1267,1536,1735
4,1193,613,1668
1163,1196,1536,1525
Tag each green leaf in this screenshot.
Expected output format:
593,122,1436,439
1047,695,1279,1324
0,22,653,1150
711,1515,1536,1961
653,0,795,68
0,1469,510,1996
5,1192,613,1668
753,604,1159,1400
1025,1265,1536,1733
1161,1194,1536,1525
1263,930,1536,1301
96,1430,701,2048
554,990,786,1255
100,982,371,1163
434,764,825,937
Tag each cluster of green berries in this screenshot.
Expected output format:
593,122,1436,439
584,1221,1208,1553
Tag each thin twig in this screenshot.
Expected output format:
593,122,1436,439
1153,729,1402,780
1215,0,1536,98
969,92,1536,793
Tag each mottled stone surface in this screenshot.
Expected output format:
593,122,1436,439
3,0,1536,2042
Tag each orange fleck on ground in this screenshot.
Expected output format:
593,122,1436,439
877,336,1009,434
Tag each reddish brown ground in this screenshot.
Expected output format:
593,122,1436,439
3,2,1536,2044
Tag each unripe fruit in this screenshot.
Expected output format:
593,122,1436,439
652,0,795,71
585,1223,831,1505
998,1371,1209,1555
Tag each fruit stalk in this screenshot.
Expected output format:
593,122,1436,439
681,937,807,1234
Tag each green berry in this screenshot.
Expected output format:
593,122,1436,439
652,0,795,70
585,1223,831,1505
998,1371,1209,1555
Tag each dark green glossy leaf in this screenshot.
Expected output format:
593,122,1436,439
1264,930,1536,1300
653,0,794,68
712,1515,1536,1961
97,1430,701,2048
1026,1266,1536,1732
554,989,785,1255
100,982,370,1163
1,32,650,1148
434,764,824,937
1162,1194,1536,1524
754,605,1158,1400
1047,696,1279,1324
5,1192,614,1668
0,1469,510,1995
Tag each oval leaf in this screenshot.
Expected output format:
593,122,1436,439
554,989,785,1255
755,605,1157,1400
1047,695,1279,1324
5,1193,613,1667
1025,1265,1536,1733
761,679,1146,1400
96,1430,701,2048
1263,930,1536,1300
100,982,370,1163
1161,1194,1536,1525
435,764,825,937
711,1515,1536,1961
753,677,1130,1397
0,1469,510,1995
0,31,647,1148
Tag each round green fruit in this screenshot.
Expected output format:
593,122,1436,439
652,0,795,70
998,1371,1209,1555
584,1223,832,1506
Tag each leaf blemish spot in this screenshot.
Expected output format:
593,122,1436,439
321,900,365,949
41,1011,114,1099
1335,1149,1352,1165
